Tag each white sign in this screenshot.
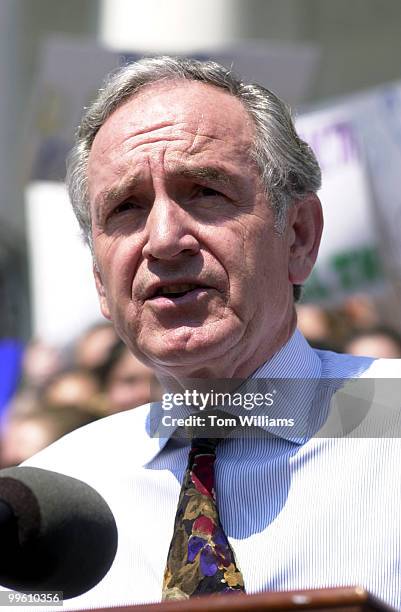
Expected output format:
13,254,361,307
25,182,102,346
297,107,385,303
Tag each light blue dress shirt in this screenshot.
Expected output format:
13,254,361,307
19,331,401,610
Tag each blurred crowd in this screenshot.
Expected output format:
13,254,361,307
1,293,401,469
0,322,157,468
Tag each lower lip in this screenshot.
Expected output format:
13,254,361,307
147,288,211,308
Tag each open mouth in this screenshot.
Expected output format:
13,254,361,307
151,283,208,300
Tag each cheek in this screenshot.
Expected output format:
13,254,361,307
97,237,142,297
244,234,290,304
258,247,290,292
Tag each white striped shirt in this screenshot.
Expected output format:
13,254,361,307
21,331,401,610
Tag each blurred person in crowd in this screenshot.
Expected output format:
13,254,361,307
3,387,42,418
0,406,99,468
100,340,156,413
20,338,64,389
41,367,105,415
74,321,118,372
295,303,336,350
344,326,401,359
296,303,356,352
342,293,381,330
19,57,401,608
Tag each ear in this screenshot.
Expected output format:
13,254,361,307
287,193,323,284
92,263,112,321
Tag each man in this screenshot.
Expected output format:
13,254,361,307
22,57,401,609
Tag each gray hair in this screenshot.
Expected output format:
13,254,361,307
66,55,321,251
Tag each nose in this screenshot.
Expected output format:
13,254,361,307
142,196,200,262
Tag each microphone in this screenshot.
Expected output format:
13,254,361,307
0,466,118,599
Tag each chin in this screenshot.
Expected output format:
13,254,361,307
140,325,236,370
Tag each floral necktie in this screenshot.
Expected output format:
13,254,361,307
162,437,245,600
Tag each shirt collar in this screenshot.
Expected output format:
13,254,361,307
237,329,322,444
143,329,322,464
252,328,322,380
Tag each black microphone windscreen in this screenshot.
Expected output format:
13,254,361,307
0,467,118,599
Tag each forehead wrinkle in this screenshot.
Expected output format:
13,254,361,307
92,118,185,159
115,116,199,152
120,132,190,153
116,121,241,158
188,116,255,159
126,119,177,139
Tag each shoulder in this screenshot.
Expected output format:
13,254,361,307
313,347,401,378
22,403,154,478
360,357,401,377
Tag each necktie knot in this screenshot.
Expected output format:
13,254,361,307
190,437,219,455
188,438,219,500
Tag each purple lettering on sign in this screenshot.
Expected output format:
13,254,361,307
299,121,359,172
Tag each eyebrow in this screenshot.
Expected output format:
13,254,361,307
95,175,139,222
173,165,231,185
94,165,233,222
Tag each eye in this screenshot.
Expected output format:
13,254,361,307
197,186,221,198
112,200,139,215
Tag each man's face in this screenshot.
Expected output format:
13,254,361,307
88,81,302,378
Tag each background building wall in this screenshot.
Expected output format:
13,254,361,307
101,0,401,102
236,0,401,101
